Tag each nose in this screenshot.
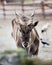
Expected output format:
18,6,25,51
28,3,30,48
24,42,28,48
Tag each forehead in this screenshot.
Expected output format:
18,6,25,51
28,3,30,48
20,25,30,32
21,16,29,22
19,15,32,25
21,25,28,29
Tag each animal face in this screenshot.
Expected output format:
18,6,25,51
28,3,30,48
20,25,31,48
19,21,38,48
15,12,39,48
11,11,40,55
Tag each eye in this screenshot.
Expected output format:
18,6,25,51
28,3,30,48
20,29,21,32
20,29,25,33
28,27,32,32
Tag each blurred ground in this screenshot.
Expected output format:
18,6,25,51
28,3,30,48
0,18,52,60
0,19,17,51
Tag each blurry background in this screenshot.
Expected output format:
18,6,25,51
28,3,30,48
0,0,52,60
0,0,52,19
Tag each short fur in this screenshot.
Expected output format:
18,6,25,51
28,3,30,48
11,16,39,56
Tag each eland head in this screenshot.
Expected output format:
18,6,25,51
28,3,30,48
15,12,39,49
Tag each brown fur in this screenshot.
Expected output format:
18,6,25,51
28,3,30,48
11,17,39,56
11,18,19,41
29,28,39,55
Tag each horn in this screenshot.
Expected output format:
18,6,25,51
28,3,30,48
31,11,35,17
31,11,35,22
15,11,18,16
15,11,22,18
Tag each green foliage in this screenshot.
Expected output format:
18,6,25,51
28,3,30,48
19,57,52,65
0,48,25,54
24,0,31,2
0,50,16,54
0,48,52,65
20,58,34,65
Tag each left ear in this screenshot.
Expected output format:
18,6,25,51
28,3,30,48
28,21,39,31
33,21,39,27
28,21,39,29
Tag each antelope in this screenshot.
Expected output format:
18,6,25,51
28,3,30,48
11,12,39,56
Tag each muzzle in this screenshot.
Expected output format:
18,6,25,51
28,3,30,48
22,42,28,48
24,42,28,48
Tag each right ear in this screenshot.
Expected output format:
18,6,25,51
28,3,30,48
28,21,39,29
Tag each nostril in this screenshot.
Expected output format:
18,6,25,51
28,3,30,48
24,42,28,48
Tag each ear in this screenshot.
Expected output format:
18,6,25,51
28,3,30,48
28,21,39,30
33,21,39,27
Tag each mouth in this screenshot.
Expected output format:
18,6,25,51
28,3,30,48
22,42,28,48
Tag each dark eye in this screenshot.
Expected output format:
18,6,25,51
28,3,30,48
20,29,25,33
28,28,32,32
20,29,21,32
30,29,32,31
